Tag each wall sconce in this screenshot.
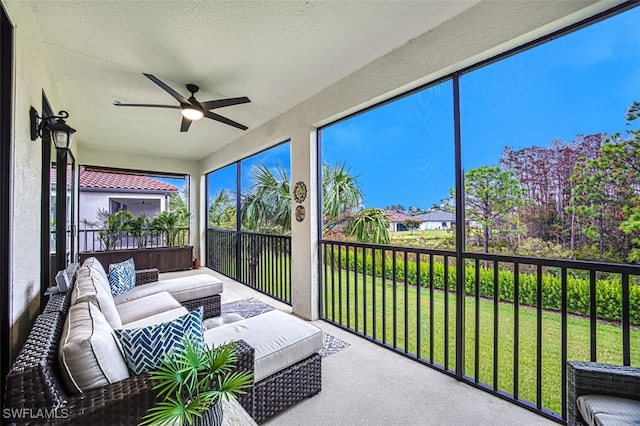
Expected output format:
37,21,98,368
30,106,76,151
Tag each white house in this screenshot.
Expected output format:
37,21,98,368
79,167,178,223
417,210,456,230
385,210,425,232
78,167,178,250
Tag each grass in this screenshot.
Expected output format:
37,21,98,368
389,229,454,249
321,267,640,416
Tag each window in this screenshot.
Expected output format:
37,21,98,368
319,80,455,247
460,5,640,261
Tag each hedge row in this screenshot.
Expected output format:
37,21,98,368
324,249,640,325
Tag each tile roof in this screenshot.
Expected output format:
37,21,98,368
52,167,178,192
384,210,425,223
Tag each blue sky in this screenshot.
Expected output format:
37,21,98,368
207,6,639,211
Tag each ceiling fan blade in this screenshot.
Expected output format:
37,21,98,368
143,73,190,105
113,102,180,109
203,111,248,131
180,116,192,132
200,97,251,111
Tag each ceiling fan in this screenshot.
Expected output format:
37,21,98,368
114,73,251,132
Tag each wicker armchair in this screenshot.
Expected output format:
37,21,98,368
567,361,640,425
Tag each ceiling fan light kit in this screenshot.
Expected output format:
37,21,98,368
181,107,203,121
114,73,251,132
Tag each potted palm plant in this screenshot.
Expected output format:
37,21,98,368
142,338,253,426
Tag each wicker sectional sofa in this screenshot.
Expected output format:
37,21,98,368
567,361,640,426
3,259,322,424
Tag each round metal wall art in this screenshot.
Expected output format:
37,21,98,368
295,205,306,222
293,181,307,203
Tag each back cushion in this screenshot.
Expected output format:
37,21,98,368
72,275,122,329
58,302,130,394
81,257,108,281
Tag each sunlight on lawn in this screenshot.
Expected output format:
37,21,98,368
322,269,640,415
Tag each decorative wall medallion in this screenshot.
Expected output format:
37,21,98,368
295,205,306,222
293,181,307,203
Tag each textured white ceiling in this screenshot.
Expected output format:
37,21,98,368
28,0,478,161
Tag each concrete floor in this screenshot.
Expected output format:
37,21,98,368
161,268,556,426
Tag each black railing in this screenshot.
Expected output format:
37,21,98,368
207,228,291,304
319,239,639,422
77,228,190,252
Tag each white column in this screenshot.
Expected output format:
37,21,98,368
290,127,319,320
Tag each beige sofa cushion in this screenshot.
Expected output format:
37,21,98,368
58,301,130,394
72,275,122,329
116,291,183,325
122,307,190,329
113,273,223,304
204,309,323,381
80,257,109,281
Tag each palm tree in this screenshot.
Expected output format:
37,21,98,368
240,164,291,286
152,211,182,247
127,214,152,249
345,208,390,244
322,162,363,234
241,164,291,234
208,189,236,229
167,186,191,226
238,162,389,244
96,209,133,250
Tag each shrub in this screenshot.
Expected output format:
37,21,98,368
327,248,640,324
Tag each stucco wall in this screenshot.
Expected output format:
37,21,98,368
3,0,72,361
79,191,166,224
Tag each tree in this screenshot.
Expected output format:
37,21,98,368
127,214,152,249
96,209,132,250
462,166,528,253
407,206,427,216
403,219,421,234
236,161,390,247
345,208,390,244
151,211,182,247
385,204,405,213
240,164,291,286
241,164,291,234
570,102,640,262
167,186,191,228
208,189,236,229
501,134,605,249
322,162,363,233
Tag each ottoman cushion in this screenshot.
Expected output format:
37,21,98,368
204,309,323,381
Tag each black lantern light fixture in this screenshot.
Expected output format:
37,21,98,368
30,106,76,150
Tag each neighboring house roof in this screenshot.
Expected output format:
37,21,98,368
416,210,456,222
51,167,178,192
384,210,425,223
77,167,178,192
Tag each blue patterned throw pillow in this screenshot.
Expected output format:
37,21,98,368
108,258,135,296
113,307,204,375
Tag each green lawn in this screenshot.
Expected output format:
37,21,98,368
389,229,454,249
321,268,640,415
